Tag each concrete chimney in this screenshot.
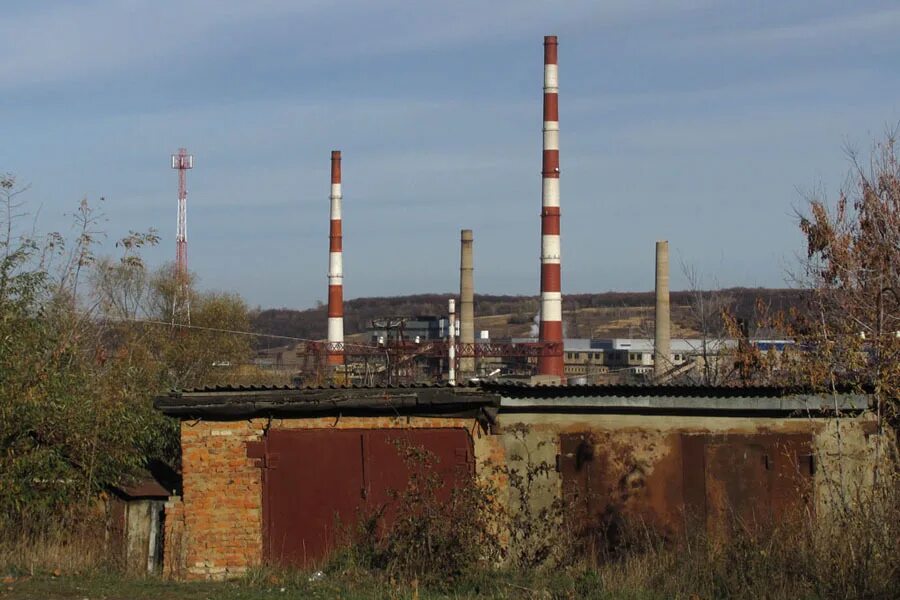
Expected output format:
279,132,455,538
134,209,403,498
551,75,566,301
654,240,671,379
326,150,344,366
459,229,475,378
537,35,564,379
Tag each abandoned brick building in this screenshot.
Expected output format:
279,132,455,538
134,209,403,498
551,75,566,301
154,382,876,580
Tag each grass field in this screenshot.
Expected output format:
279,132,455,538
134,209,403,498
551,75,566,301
0,571,645,600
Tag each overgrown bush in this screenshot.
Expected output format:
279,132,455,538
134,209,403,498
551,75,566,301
491,424,579,570
334,438,502,586
0,177,253,534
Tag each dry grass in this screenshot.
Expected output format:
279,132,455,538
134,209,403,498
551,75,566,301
0,516,116,577
588,475,900,600
2,473,897,600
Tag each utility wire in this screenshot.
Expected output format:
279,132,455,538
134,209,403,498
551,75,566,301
97,314,382,350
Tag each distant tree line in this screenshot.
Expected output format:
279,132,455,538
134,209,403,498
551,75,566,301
251,289,807,348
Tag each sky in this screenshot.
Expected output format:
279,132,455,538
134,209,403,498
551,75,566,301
2,1,899,310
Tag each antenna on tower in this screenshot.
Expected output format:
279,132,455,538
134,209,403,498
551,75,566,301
171,148,193,322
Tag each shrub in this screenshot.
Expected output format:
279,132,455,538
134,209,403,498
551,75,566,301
336,438,502,586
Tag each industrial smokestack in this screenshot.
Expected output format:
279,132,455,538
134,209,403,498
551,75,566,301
326,150,344,366
459,229,475,378
654,240,671,379
448,299,456,386
537,35,564,379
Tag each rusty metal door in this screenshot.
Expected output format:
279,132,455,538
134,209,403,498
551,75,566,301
681,433,814,539
363,429,473,527
559,433,610,553
261,428,473,567
264,430,365,566
704,442,771,536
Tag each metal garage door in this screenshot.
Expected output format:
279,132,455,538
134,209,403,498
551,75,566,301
682,433,814,538
261,428,473,567
557,431,815,550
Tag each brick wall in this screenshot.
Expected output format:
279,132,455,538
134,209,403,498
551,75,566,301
167,415,500,580
162,496,185,578
178,420,264,579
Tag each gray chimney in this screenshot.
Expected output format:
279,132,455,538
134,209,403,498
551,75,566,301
459,229,475,377
654,240,671,379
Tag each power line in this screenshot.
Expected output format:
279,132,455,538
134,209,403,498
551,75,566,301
98,315,381,350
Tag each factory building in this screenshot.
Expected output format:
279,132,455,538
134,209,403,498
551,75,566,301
368,316,452,345
557,338,794,383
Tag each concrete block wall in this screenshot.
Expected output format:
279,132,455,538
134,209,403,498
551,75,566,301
495,413,879,534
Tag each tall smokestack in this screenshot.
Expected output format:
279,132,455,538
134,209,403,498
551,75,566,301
537,35,564,379
654,240,671,379
459,229,475,378
327,150,344,366
448,299,456,386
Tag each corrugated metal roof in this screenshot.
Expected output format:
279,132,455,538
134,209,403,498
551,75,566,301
479,382,869,414
171,380,864,399
155,382,497,418
156,381,869,419
477,380,833,398
174,381,479,395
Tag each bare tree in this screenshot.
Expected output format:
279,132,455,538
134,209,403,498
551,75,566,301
792,131,900,443
677,263,738,385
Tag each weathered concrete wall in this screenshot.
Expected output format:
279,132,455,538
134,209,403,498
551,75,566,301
495,412,879,537
812,417,884,511
166,415,501,580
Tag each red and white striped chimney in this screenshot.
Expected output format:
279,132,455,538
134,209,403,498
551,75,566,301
537,35,564,379
327,150,345,366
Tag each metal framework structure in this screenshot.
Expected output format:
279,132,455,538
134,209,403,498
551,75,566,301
298,339,562,385
171,148,193,279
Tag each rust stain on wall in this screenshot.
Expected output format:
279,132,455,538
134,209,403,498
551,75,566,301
559,431,684,552
558,427,815,549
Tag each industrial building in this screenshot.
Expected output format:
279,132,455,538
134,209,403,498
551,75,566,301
368,316,452,345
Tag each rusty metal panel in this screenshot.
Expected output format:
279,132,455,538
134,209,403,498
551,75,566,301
263,428,473,568
765,434,814,518
559,433,612,554
680,434,707,533
264,429,365,567
682,432,716,534
704,441,771,536
680,432,814,539
363,429,473,529
559,433,603,516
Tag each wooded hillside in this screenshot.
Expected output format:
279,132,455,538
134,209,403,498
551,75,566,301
250,288,807,347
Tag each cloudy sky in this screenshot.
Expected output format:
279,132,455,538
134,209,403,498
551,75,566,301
2,1,898,309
